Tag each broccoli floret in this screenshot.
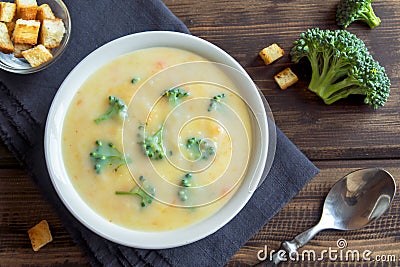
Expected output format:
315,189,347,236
89,140,127,174
336,0,381,29
115,176,155,207
290,28,390,108
208,93,226,111
94,96,127,123
178,173,193,201
162,87,189,105
186,137,215,160
137,126,165,160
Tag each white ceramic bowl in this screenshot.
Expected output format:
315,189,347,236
45,31,269,248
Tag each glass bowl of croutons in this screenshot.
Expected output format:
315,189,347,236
0,0,70,74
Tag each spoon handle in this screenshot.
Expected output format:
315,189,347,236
254,224,323,266
290,223,323,248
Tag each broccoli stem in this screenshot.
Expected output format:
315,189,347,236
94,109,113,123
115,187,153,207
360,3,381,29
153,126,163,139
308,52,359,104
115,176,155,207
321,78,365,104
308,53,321,90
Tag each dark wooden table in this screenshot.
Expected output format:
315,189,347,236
1,0,399,266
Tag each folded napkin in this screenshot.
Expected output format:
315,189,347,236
0,0,319,266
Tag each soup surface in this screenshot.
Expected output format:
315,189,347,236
62,47,253,231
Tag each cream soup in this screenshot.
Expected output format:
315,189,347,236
62,47,253,231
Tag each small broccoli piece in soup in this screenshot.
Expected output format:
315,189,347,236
94,96,127,123
186,137,215,160
178,173,193,202
162,87,189,105
115,176,155,207
137,125,165,160
89,140,127,174
208,93,226,111
131,77,141,84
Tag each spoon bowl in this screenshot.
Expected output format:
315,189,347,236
322,168,396,230
260,168,396,266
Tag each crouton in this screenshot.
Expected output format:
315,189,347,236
39,18,64,48
274,68,299,90
0,22,13,53
0,2,16,22
15,0,37,20
21,44,52,67
12,18,40,45
27,220,53,252
259,43,285,65
13,42,31,57
36,4,54,21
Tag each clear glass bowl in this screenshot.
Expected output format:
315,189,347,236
0,0,71,74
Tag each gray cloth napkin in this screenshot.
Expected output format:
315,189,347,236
0,0,319,266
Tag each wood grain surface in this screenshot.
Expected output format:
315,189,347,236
1,0,400,266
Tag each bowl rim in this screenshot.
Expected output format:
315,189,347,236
44,31,269,249
0,0,71,74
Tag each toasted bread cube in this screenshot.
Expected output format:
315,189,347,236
259,43,284,65
13,43,32,57
36,4,55,21
39,18,65,48
12,19,40,45
22,44,53,67
16,0,37,20
27,220,53,252
0,22,13,53
274,68,299,90
0,2,16,22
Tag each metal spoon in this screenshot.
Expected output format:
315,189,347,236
256,168,396,266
